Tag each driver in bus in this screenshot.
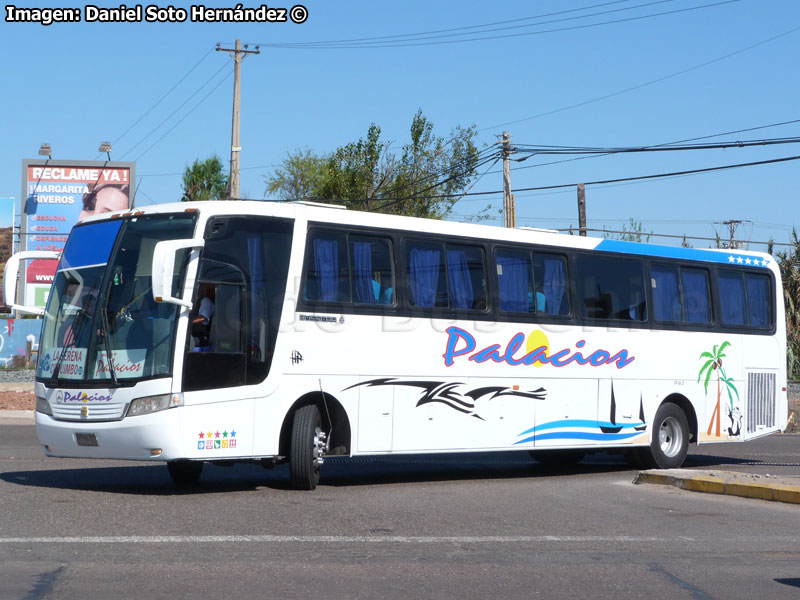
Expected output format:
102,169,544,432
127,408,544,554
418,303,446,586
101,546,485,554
191,284,215,352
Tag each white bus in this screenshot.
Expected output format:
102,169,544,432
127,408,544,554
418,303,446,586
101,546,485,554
5,201,788,489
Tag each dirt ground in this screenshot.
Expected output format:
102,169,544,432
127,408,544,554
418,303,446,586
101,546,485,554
0,391,34,411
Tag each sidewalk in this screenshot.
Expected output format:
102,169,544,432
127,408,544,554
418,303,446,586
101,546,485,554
634,469,800,504
0,410,34,425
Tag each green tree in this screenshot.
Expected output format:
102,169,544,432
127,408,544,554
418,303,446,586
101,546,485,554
181,155,228,202
264,110,480,218
388,110,480,218
317,123,394,211
265,148,325,201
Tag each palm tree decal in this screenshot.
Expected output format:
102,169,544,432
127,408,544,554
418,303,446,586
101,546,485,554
697,341,740,437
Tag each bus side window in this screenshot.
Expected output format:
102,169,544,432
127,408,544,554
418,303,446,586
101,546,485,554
533,253,570,316
718,270,747,326
303,231,351,304
577,255,646,321
496,249,533,314
350,235,394,306
745,273,771,328
406,241,448,308
680,267,711,324
651,265,683,322
446,244,486,311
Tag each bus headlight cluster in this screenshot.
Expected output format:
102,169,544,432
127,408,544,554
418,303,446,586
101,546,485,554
127,393,183,417
35,395,52,416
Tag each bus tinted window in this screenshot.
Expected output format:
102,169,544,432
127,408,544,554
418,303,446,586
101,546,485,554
407,241,448,308
304,231,351,303
578,255,646,321
681,267,711,324
406,241,486,310
718,270,747,326
534,254,570,316
496,249,533,313
350,235,394,305
745,273,771,327
651,265,682,322
447,244,487,310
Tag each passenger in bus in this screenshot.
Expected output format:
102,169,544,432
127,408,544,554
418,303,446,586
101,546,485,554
191,284,215,352
372,271,393,304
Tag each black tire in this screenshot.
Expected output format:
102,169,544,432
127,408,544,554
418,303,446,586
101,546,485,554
167,460,203,485
530,449,585,466
289,404,323,490
639,402,689,469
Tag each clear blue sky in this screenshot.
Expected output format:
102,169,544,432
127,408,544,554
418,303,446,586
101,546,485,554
2,0,799,249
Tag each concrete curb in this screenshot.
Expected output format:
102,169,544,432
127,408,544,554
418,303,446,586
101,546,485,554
633,469,800,504
0,382,35,393
0,410,35,425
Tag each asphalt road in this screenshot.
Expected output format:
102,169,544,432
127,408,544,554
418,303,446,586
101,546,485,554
1,425,799,599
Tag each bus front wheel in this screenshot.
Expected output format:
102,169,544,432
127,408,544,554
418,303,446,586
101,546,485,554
640,402,689,469
289,404,325,490
167,460,203,485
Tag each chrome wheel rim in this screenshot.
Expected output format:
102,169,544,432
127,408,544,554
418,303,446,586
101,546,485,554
659,416,683,457
312,426,324,470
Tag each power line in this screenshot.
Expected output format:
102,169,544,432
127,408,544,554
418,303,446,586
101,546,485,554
513,136,800,156
257,0,739,49
261,0,675,47
504,118,800,173
119,61,230,160
372,153,800,201
479,24,800,132
366,153,501,213
260,0,637,46
110,47,216,149
133,71,233,162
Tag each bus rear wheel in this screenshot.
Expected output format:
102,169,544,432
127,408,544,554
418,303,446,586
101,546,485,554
639,402,689,469
289,404,326,490
167,460,203,485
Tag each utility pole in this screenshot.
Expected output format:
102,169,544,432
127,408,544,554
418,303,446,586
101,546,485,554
502,131,514,228
716,219,745,249
577,183,587,236
216,39,260,199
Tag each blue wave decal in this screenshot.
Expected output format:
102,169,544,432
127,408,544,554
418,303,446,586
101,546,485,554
515,431,643,444
518,419,644,436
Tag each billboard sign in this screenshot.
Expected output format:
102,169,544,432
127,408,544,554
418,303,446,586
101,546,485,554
20,159,135,308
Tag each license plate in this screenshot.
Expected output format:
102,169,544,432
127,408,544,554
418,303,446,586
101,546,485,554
75,433,98,447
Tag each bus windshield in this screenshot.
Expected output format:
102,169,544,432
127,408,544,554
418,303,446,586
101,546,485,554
37,212,197,385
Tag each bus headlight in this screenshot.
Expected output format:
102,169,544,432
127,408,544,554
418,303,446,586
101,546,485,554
127,393,183,417
35,395,52,416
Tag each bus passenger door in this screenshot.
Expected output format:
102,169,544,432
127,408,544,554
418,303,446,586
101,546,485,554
531,379,598,448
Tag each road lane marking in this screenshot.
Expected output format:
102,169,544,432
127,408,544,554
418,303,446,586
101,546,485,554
0,535,666,544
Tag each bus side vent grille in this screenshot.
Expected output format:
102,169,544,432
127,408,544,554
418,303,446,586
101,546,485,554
747,372,776,433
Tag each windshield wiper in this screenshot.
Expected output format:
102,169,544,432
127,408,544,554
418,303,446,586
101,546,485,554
98,307,119,386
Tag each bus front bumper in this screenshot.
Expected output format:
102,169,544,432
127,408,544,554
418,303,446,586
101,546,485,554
35,409,183,461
